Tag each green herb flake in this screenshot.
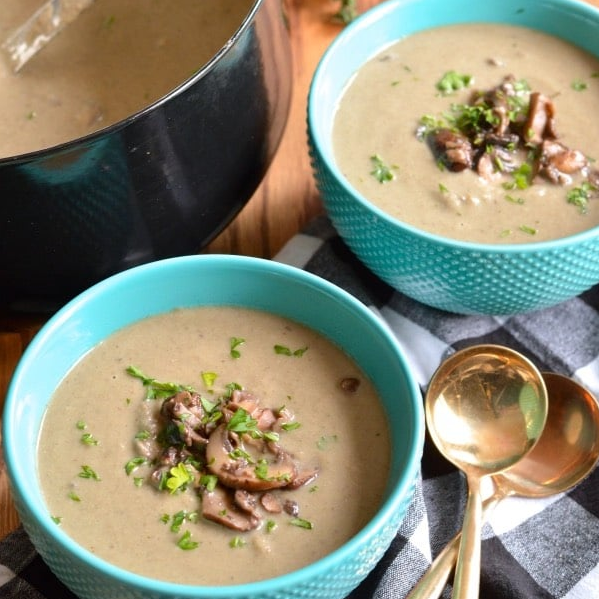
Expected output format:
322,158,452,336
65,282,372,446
200,474,218,492
51,516,62,525
370,154,397,183
505,194,525,205
78,465,101,481
166,463,194,494
160,513,170,524
227,408,258,434
80,432,99,446
229,337,245,359
438,183,449,194
567,181,596,214
76,420,87,430
68,491,81,502
229,536,246,548
435,70,473,96
201,371,218,388
571,79,588,91
177,530,199,551
274,344,309,357
519,225,538,236
255,459,271,481
135,430,151,441
266,520,277,533
290,517,313,530
124,456,148,476
281,421,301,432
126,365,194,400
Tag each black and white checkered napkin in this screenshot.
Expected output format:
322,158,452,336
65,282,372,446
2,215,598,599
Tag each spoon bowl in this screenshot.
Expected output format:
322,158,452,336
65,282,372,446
425,345,548,599
409,370,597,599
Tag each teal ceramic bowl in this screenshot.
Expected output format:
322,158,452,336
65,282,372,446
308,0,599,315
2,255,424,599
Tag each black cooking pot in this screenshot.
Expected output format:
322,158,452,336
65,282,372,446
0,0,291,309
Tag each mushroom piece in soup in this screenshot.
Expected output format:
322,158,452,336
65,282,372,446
37,306,391,585
333,23,599,243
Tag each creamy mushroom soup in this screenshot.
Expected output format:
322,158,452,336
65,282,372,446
38,306,391,585
0,0,252,158
333,24,599,243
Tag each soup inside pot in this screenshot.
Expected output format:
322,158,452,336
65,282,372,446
0,0,253,158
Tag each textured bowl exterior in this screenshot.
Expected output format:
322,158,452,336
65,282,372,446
3,255,424,599
308,0,599,315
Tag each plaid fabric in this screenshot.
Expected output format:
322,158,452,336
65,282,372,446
2,215,598,599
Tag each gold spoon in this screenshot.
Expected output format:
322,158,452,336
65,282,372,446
2,0,95,73
408,371,599,599
425,345,548,599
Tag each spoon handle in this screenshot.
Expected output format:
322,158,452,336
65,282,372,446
2,0,95,72
405,494,502,599
451,475,484,599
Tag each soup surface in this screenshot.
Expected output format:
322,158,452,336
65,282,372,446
0,0,252,158
333,23,599,243
38,306,391,585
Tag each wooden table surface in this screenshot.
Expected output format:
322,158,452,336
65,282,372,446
1,0,598,542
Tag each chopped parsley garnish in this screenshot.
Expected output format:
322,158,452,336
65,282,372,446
229,536,246,548
571,79,588,91
503,163,532,191
134,430,151,440
274,344,308,357
519,225,538,236
227,408,258,434
80,432,99,446
201,371,218,388
505,195,525,205
78,465,100,481
133,477,144,487
229,337,245,359
200,474,218,492
290,517,313,530
435,70,473,96
124,456,148,476
126,365,194,400
170,510,198,533
177,530,199,550
68,491,81,502
76,420,87,430
51,516,62,525
281,421,301,432
567,181,596,214
370,154,396,183
165,463,194,494
266,520,277,533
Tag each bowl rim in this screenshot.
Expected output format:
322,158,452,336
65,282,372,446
308,0,599,253
0,0,266,166
3,254,425,596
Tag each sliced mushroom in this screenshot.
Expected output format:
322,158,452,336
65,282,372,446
260,492,283,513
428,128,473,172
537,139,588,184
206,424,298,491
200,486,260,531
524,92,557,144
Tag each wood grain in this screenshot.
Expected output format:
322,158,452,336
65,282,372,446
1,0,598,541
